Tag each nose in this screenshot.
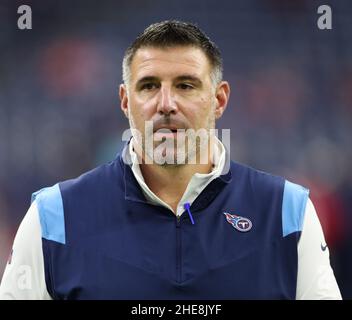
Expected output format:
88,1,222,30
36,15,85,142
157,86,178,115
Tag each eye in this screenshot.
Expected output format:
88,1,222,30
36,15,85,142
140,83,159,91
177,83,194,90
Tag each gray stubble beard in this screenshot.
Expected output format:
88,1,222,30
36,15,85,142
128,105,217,167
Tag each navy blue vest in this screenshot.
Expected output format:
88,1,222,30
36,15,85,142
32,145,309,300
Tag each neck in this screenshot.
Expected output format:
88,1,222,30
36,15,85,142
139,154,213,213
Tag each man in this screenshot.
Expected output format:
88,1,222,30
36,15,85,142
0,20,342,299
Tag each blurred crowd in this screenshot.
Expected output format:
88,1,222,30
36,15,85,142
0,0,351,298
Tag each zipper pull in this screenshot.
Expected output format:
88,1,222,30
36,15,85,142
184,202,195,225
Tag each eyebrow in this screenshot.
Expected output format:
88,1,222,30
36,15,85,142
175,75,203,87
135,76,159,87
135,74,203,88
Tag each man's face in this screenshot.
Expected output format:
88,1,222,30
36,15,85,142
120,46,229,165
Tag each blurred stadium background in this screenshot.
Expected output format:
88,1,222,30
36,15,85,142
0,0,351,299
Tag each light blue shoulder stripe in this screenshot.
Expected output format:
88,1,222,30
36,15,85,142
282,180,309,237
31,183,66,244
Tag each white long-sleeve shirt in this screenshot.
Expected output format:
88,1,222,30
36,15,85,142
0,138,342,299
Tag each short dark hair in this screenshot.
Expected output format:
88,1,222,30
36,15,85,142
122,20,223,85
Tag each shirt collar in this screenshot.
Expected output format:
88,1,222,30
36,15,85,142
127,135,227,216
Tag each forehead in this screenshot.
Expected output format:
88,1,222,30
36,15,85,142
130,46,211,81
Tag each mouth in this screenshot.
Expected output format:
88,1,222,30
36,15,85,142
153,126,183,134
152,126,185,142
154,125,183,133
155,128,178,133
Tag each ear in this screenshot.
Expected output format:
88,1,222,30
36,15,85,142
214,81,230,119
119,84,129,119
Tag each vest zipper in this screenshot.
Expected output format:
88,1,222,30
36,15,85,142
176,214,182,283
